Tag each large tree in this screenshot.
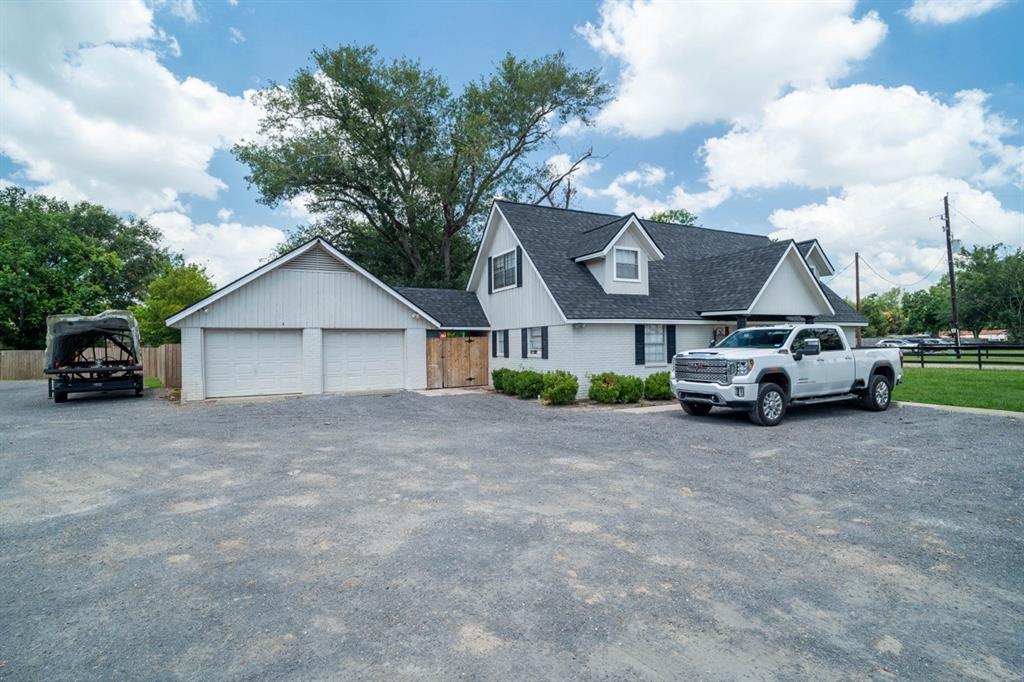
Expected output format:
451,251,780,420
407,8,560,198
0,187,170,349
235,45,608,287
132,258,216,346
648,208,699,226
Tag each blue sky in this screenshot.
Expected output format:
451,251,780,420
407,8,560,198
1,0,1021,294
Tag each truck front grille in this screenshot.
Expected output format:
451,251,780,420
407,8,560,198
675,356,729,384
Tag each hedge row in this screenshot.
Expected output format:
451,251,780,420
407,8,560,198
492,368,579,405
588,370,673,404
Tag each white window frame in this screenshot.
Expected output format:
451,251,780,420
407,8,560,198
492,249,517,292
527,327,543,357
495,330,506,356
644,324,666,366
613,247,641,282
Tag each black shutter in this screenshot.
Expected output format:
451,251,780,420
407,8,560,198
666,325,676,363
515,246,523,288
521,328,528,358
487,257,493,294
491,331,497,358
503,330,509,358
541,327,548,359
635,324,645,365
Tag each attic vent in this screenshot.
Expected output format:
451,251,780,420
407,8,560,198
282,246,352,273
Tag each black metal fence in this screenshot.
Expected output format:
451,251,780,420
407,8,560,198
888,343,1024,369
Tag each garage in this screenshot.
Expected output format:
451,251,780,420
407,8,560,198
204,329,302,398
166,238,489,402
323,330,404,393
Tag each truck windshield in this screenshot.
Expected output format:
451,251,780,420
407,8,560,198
716,328,791,349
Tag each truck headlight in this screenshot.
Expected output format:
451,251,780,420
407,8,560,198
728,359,754,377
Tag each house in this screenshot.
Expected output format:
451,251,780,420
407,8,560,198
167,200,864,401
469,201,864,396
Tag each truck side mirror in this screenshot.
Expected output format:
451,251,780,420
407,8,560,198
801,338,821,356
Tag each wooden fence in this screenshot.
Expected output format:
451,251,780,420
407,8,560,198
0,344,181,387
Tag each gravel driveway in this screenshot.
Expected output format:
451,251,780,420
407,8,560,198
1,381,1021,680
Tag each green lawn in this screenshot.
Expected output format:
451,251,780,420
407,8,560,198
144,376,163,389
894,367,1024,412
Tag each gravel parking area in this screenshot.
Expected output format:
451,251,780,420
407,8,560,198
1,381,1021,680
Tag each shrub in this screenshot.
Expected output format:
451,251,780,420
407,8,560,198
618,375,644,403
541,370,579,405
644,371,673,400
514,370,545,399
588,372,622,403
491,368,514,393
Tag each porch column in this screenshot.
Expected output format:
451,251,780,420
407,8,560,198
736,316,748,329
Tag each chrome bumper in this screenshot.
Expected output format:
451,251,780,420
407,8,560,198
670,378,756,407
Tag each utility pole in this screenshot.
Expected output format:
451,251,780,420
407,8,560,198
943,194,961,356
855,252,861,347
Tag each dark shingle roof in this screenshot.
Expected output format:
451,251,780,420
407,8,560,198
493,201,866,324
395,288,489,328
569,215,632,259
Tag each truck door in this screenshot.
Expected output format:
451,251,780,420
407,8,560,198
818,328,854,393
790,329,831,397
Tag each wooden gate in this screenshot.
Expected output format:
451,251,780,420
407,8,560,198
426,334,488,389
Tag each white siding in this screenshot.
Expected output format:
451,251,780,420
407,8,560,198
489,322,718,397
471,211,564,329
750,249,832,317
840,326,859,348
177,266,431,330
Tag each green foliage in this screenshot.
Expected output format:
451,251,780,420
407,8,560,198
588,372,643,404
0,186,169,349
647,208,699,226
236,44,609,287
618,375,644,403
491,368,515,394
132,258,216,346
856,288,907,337
514,369,545,399
901,282,951,336
643,371,673,400
541,370,579,405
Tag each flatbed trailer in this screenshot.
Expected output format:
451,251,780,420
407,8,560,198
44,311,144,403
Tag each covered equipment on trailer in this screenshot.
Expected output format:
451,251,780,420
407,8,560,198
44,310,144,403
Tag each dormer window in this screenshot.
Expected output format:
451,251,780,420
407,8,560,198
492,249,517,290
614,247,640,281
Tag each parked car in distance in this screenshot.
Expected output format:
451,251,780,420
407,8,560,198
877,338,917,349
917,338,956,354
671,324,902,426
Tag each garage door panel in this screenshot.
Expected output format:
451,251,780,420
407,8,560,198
205,330,302,398
323,330,403,393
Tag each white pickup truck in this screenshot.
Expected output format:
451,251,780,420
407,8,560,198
670,324,902,426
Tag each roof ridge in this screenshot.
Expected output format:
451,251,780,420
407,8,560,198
578,214,630,234
495,199,619,220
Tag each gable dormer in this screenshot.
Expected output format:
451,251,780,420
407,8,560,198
796,239,835,279
570,214,664,295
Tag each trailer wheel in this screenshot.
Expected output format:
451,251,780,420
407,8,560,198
54,391,68,404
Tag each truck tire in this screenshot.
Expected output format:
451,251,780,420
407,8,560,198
680,401,712,416
54,391,68,404
749,382,786,427
861,374,892,411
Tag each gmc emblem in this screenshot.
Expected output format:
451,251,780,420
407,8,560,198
687,361,705,370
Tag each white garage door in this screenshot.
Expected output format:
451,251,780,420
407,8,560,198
323,330,404,393
205,329,302,398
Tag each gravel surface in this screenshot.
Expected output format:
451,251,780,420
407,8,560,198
1,381,1021,680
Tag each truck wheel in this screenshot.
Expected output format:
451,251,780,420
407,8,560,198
54,392,68,404
861,374,892,411
681,401,712,416
749,382,786,427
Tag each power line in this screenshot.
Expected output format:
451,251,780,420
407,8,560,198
823,257,855,281
857,253,947,289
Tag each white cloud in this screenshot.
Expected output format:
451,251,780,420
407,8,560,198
903,0,1008,24
703,86,1022,193
227,0,239,6
578,0,886,136
149,211,285,284
216,208,234,221
769,176,1024,297
0,0,261,215
228,26,245,44
156,0,200,23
